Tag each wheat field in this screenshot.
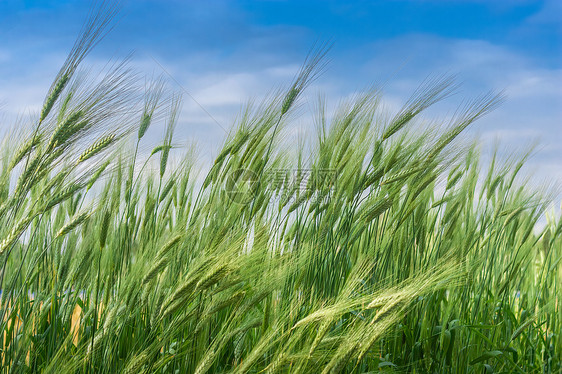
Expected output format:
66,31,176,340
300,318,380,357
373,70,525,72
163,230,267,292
0,5,560,374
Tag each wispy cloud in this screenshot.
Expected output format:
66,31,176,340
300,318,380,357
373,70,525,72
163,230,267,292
0,1,559,192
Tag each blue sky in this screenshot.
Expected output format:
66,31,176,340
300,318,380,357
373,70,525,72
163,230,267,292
0,0,561,190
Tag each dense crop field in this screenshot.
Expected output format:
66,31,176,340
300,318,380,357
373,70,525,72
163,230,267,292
1,7,560,374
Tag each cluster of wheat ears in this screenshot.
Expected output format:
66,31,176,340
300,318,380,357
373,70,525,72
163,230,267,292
0,4,560,374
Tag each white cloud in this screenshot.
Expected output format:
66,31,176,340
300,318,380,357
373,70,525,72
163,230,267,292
0,32,560,193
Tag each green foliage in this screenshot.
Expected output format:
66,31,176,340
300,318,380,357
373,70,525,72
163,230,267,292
0,6,560,374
